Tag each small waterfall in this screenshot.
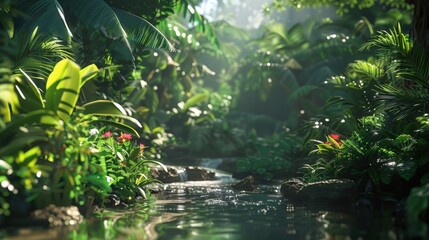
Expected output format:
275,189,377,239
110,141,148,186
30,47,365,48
200,158,224,169
178,168,188,182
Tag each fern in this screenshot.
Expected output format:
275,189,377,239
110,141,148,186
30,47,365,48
362,24,429,89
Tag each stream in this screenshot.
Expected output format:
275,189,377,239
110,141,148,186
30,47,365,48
2,167,404,240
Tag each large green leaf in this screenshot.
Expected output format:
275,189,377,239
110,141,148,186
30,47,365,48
20,0,73,40
81,100,142,129
60,0,133,61
0,78,18,122
81,100,127,116
18,68,45,108
0,159,11,171
80,64,99,87
0,110,59,144
0,133,48,156
92,119,140,137
45,59,81,122
182,93,208,111
86,173,112,193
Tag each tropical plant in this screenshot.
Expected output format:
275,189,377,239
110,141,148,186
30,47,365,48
95,130,167,202
233,10,397,131
360,24,429,119
0,59,143,214
15,0,174,67
286,22,429,239
307,109,429,186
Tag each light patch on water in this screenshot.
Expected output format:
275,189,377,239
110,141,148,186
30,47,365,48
204,199,228,206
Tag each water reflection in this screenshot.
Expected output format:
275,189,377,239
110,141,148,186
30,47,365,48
152,181,401,240
2,172,404,240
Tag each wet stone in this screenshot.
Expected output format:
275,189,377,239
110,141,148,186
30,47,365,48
31,205,83,227
232,176,255,191
151,166,181,183
151,166,216,183
280,178,357,203
185,166,216,181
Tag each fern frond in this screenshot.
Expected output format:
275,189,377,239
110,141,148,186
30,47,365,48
361,24,429,89
348,60,384,81
375,84,429,119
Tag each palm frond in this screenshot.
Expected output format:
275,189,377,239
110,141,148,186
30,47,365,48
113,8,174,51
375,84,429,119
19,0,72,40
347,60,384,81
13,27,73,81
176,0,219,49
60,0,133,61
105,0,176,24
361,24,429,89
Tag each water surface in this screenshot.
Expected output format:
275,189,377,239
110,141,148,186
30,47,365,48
2,169,403,240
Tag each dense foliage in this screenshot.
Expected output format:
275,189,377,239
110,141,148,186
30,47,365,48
2,0,429,238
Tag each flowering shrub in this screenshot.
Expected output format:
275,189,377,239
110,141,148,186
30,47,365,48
302,133,345,182
311,133,343,156
95,130,166,201
325,134,342,146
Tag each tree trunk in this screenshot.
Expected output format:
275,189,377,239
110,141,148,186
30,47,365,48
408,0,429,46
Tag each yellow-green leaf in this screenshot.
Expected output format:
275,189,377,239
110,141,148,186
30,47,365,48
45,59,81,122
182,93,208,111
80,64,99,87
81,100,127,115
19,69,44,108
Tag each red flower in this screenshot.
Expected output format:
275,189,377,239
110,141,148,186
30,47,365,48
102,131,112,138
329,134,341,141
325,133,342,146
117,133,132,142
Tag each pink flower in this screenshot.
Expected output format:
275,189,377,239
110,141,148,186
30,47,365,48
102,131,112,138
117,132,132,142
139,143,145,154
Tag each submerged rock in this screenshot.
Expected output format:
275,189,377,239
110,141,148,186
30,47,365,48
32,205,83,227
232,176,255,191
280,178,357,203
